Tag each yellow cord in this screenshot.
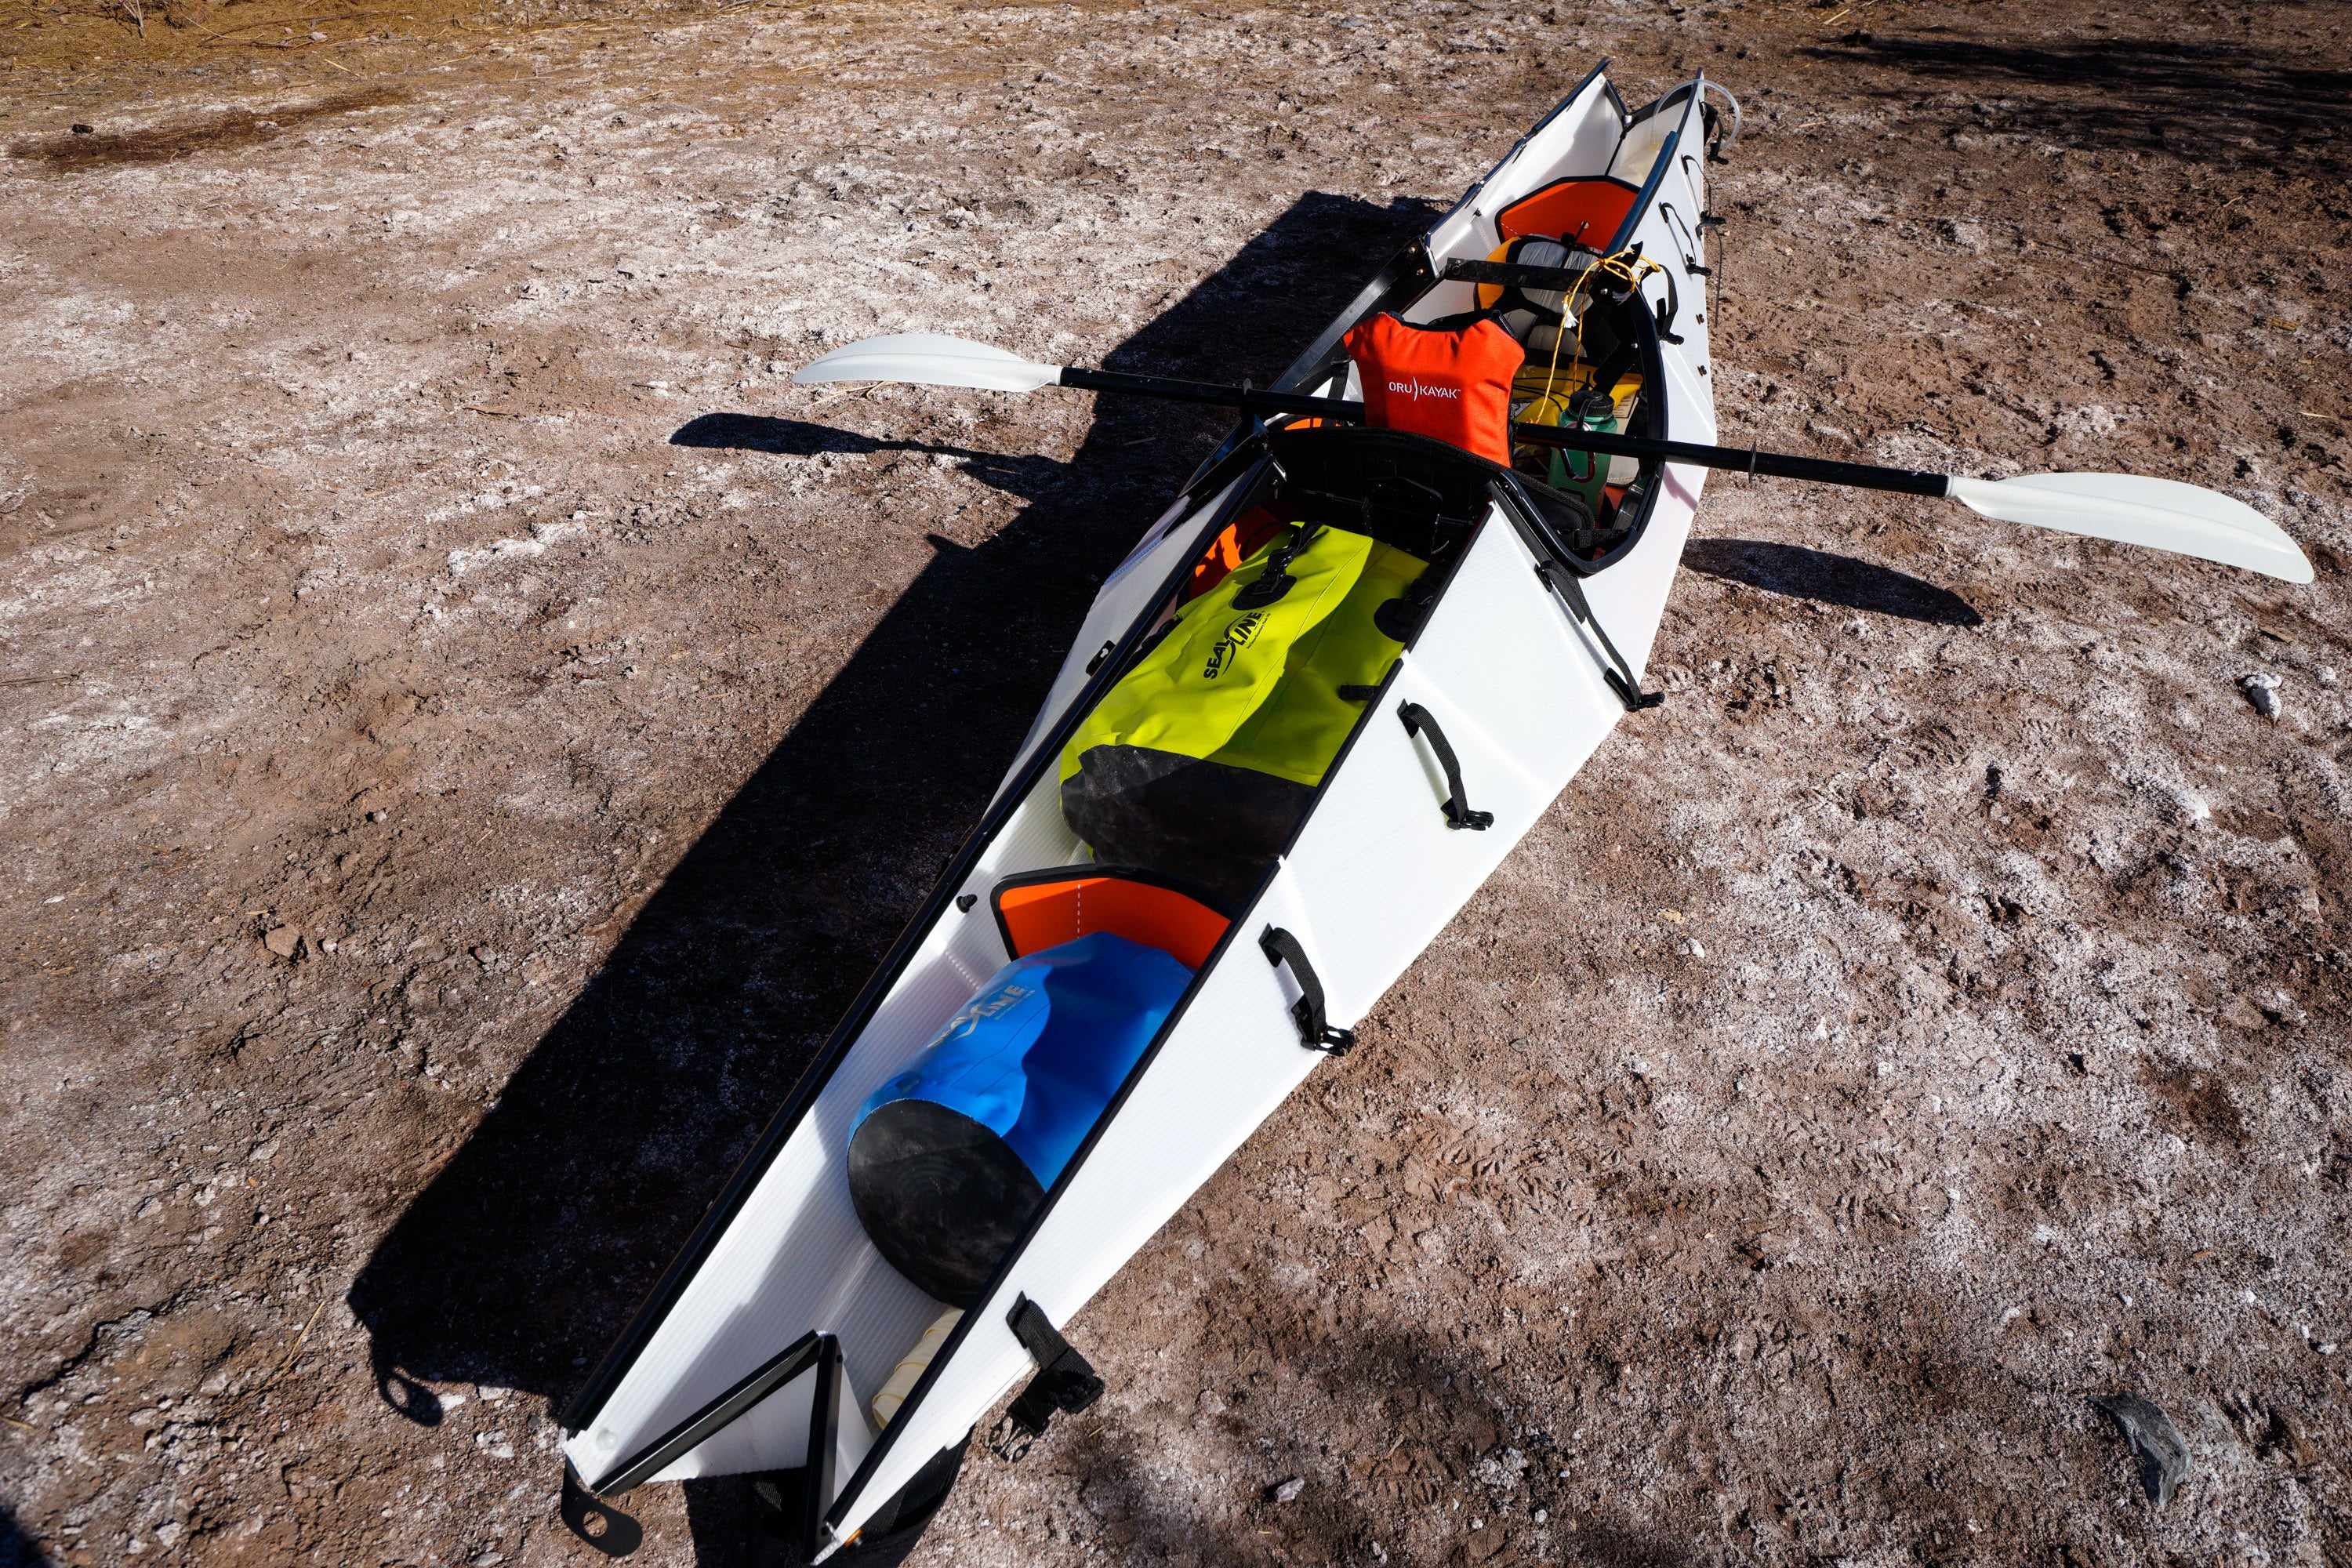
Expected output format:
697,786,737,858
1527,245,1664,401
1515,245,1666,483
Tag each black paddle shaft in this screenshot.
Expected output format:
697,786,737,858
1055,366,1954,499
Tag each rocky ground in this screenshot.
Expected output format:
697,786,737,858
3,0,2350,1563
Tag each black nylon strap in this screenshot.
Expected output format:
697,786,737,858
1412,307,1508,334
1653,264,1685,344
1230,521,1322,610
1439,256,1590,292
989,1296,1102,1462
1259,927,1355,1054
1397,703,1496,831
1486,476,1665,712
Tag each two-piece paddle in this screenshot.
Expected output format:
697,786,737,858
793,333,2315,586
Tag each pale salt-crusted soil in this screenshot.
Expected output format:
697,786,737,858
2,1,2350,1565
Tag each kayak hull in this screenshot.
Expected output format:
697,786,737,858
560,64,1723,1551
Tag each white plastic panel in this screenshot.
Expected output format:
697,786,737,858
562,769,1087,1494
1497,81,1631,211
1281,515,1624,1021
648,1363,816,1483
1400,278,1483,325
829,1354,876,1483
1424,71,1621,274
1582,463,1704,680
1610,111,1673,185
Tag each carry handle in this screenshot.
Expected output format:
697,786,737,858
1398,702,1495,832
1259,926,1354,1055
1659,201,1711,278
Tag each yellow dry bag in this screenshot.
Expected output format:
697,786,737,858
1061,523,1426,902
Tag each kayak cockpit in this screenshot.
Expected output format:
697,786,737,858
1233,257,1669,579
1232,68,1728,579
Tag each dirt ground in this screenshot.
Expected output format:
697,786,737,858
4,0,2351,1563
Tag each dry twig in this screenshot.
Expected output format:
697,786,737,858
267,1302,328,1385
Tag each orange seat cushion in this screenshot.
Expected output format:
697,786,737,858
992,868,1232,970
1494,177,1642,249
1342,312,1526,466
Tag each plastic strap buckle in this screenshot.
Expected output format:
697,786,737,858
987,1296,1102,1463
1260,926,1356,1055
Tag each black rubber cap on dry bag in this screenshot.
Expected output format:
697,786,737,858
848,1098,1047,1308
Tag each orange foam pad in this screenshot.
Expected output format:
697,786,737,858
1494,177,1641,247
995,877,1231,970
1185,506,1287,601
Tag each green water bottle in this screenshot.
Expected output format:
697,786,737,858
1549,386,1621,517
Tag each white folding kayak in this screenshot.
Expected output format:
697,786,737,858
560,64,1733,1558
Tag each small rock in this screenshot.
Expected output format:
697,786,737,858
1681,938,1706,959
263,926,299,958
1472,1446,1528,1492
2318,666,2339,688
71,123,95,136
2259,990,2307,1028
1272,1476,1303,1504
2092,1392,2190,1507
2238,672,2282,721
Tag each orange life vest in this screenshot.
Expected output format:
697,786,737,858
1342,312,1526,466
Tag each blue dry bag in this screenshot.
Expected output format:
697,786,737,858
846,931,1192,1305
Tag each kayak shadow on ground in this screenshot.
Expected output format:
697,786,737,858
666,414,1070,501
347,188,1439,1563
1680,539,1981,626
0,1505,54,1568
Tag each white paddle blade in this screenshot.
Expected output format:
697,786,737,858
1947,472,2314,585
792,333,1062,394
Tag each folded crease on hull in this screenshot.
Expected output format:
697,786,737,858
558,62,1726,1558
